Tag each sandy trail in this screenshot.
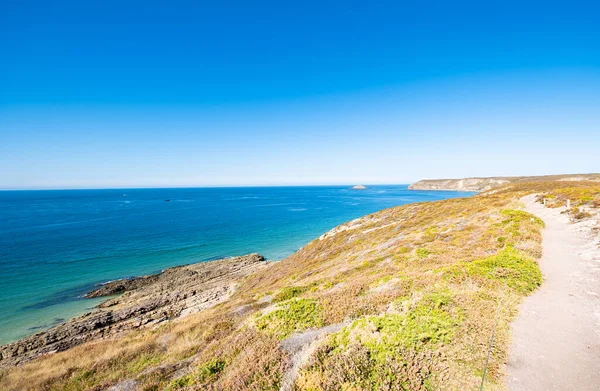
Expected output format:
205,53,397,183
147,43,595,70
506,195,600,390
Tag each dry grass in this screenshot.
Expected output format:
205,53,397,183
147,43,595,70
2,181,597,391
527,181,600,221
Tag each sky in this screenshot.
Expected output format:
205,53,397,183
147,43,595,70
1,0,599,189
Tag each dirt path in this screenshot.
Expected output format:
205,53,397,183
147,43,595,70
506,195,600,390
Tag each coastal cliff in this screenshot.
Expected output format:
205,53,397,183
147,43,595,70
1,179,599,391
409,173,600,192
408,177,510,191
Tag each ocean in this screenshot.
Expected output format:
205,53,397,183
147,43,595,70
0,185,473,344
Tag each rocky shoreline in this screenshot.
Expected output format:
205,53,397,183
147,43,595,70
0,254,268,367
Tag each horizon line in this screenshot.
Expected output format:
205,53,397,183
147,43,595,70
0,183,415,192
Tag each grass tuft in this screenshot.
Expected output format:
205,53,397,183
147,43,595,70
274,286,305,302
440,247,542,294
336,296,460,357
255,298,324,339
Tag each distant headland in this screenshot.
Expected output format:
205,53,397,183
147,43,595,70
409,173,600,192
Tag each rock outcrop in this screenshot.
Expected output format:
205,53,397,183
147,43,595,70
0,254,268,367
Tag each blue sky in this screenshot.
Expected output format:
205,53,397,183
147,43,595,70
1,0,599,189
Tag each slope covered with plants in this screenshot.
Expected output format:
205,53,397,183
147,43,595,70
2,181,598,391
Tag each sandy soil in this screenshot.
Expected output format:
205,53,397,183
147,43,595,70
506,195,600,390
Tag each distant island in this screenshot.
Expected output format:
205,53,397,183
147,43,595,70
351,184,367,190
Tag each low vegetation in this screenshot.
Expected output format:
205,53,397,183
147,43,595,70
1,180,598,391
440,246,542,294
255,298,324,339
533,183,600,221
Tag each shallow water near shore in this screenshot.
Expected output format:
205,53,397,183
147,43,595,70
0,185,473,344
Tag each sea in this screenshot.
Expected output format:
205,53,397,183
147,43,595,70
0,185,474,344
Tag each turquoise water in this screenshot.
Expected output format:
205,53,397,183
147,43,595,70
0,186,473,344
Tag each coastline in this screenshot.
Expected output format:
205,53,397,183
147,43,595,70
0,185,473,348
1,178,598,390
408,187,481,193
0,254,269,367
1,187,490,360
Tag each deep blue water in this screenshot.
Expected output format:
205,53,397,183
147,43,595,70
0,186,473,343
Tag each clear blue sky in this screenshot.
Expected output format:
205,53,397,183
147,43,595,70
1,0,599,189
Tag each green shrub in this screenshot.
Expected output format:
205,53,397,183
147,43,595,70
125,354,162,374
274,286,304,302
166,358,226,389
197,358,226,381
167,374,194,390
255,298,324,339
440,247,542,294
333,289,460,361
501,209,545,228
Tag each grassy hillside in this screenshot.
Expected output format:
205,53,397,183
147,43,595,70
1,181,599,391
